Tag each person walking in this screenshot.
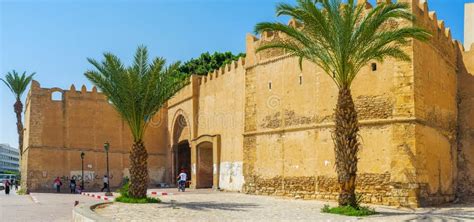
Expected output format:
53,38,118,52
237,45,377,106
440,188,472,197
53,177,62,193
101,175,109,192
14,179,18,191
4,180,11,195
12,179,17,191
69,177,77,194
176,169,187,192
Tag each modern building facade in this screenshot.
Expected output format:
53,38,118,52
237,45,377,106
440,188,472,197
0,144,20,173
465,3,474,49
20,1,474,208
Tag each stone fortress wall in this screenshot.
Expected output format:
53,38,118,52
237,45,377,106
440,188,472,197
21,82,170,191
22,0,474,207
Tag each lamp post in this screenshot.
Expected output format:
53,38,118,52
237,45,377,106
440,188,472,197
80,152,85,191
104,142,112,196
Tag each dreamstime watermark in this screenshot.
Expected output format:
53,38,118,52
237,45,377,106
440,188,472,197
149,114,164,128
148,110,244,130
266,94,281,110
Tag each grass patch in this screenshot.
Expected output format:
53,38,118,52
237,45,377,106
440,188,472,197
115,195,160,204
114,181,160,204
321,204,377,216
16,188,27,195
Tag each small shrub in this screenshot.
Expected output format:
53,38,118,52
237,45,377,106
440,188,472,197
321,204,377,217
118,181,130,198
16,188,27,195
115,181,160,204
115,196,160,204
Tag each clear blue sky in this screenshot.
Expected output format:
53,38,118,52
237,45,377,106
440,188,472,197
0,0,472,148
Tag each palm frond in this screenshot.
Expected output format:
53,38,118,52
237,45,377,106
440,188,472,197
1,70,36,100
85,46,188,142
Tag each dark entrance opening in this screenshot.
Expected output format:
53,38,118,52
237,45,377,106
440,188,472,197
175,140,191,186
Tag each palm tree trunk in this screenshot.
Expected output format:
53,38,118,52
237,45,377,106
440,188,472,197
14,100,24,157
334,86,360,207
128,140,149,198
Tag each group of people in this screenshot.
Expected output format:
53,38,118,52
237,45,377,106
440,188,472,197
6,172,188,194
52,175,109,194
3,178,19,195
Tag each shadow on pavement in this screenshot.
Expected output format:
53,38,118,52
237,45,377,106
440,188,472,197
372,200,474,222
161,201,260,212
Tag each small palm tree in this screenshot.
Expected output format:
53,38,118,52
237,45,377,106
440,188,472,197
85,46,187,198
1,70,36,157
255,0,430,207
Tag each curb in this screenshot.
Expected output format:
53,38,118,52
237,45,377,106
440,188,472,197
149,191,174,196
81,192,114,201
73,202,112,222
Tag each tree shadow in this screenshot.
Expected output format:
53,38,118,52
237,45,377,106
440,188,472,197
160,201,260,212
371,207,474,222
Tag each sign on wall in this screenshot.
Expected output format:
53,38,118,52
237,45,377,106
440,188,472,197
70,171,95,181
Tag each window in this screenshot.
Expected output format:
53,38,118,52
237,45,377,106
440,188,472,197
51,91,63,101
371,63,377,71
299,74,303,85
268,81,272,90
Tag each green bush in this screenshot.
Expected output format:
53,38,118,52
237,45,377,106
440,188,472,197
16,188,27,195
118,181,130,198
115,181,160,204
321,204,377,216
115,195,160,204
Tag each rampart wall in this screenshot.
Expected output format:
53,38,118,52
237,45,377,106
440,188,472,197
196,58,246,190
22,81,169,191
407,0,459,205
458,45,474,196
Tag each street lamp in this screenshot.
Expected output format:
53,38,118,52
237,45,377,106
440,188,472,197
104,142,112,196
80,152,85,191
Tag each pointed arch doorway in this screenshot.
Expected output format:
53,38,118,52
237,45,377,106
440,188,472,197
171,113,192,186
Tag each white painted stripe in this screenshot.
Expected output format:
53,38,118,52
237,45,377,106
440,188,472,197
149,191,174,196
81,192,114,201
30,194,40,204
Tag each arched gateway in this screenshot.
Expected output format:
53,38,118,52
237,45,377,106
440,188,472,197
170,111,221,189
171,112,192,186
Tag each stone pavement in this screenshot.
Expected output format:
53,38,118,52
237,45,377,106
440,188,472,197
94,190,474,221
0,189,98,222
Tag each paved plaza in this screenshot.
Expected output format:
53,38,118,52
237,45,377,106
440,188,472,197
1,188,474,221
95,189,474,222
0,189,96,222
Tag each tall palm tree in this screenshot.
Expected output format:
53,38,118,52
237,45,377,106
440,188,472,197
255,0,430,207
1,70,36,157
85,46,187,198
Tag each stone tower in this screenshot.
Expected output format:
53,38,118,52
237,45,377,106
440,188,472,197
465,3,474,49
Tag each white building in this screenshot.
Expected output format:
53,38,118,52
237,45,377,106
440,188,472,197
0,144,20,173
465,3,474,49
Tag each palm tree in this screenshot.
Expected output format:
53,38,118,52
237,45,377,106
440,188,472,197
85,46,187,198
255,0,430,207
1,70,36,157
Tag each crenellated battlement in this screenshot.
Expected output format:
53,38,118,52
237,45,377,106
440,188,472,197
404,0,459,49
28,80,106,102
199,57,246,85
403,0,460,66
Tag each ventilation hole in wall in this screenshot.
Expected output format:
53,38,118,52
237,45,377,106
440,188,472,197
268,81,272,90
51,91,63,101
299,75,303,85
371,63,377,71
